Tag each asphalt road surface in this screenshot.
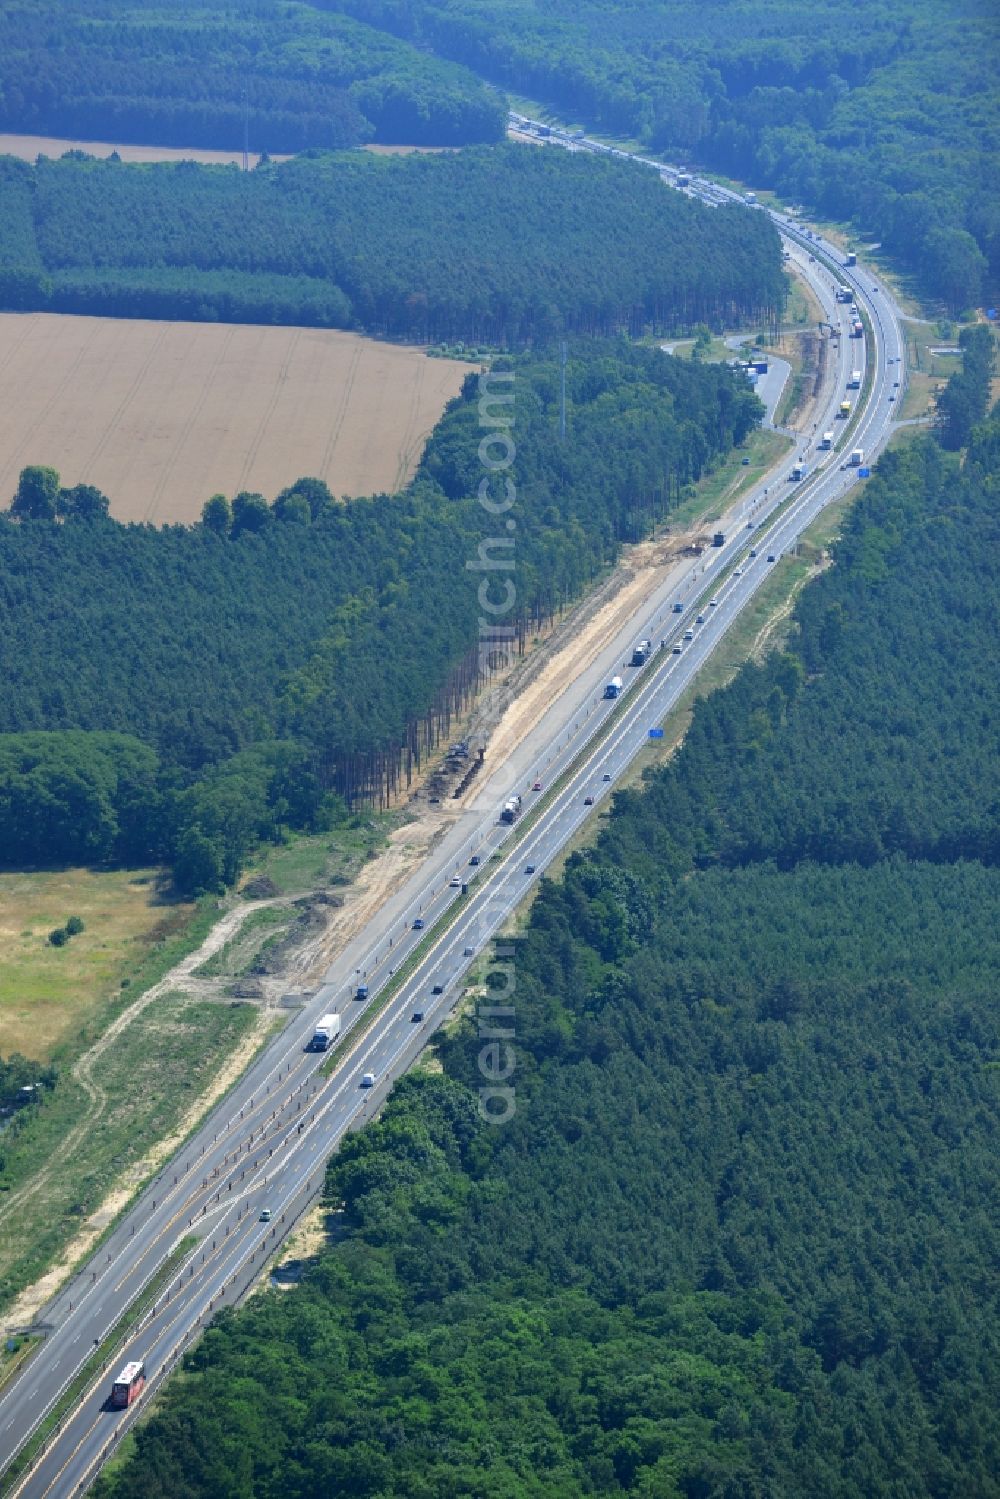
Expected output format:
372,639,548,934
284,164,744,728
0,129,905,1499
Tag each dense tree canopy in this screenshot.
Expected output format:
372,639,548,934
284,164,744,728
0,340,761,889
0,0,505,150
0,145,785,341
95,408,1000,1497
333,0,999,307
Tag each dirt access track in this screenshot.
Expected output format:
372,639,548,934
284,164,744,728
0,313,468,523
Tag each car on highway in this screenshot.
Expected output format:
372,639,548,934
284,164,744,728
768,553,777,562
260,1208,272,1222
525,864,536,875
412,917,425,930
894,379,900,387
734,566,743,577
672,643,682,654
696,613,705,624
464,946,475,956
672,601,683,613
889,394,895,401
709,598,719,607
469,854,481,865
449,875,461,887
584,795,594,806
361,1072,375,1087
746,520,754,529
603,772,612,781
750,548,757,557
432,983,444,994
412,1008,425,1023
532,779,542,791
683,628,694,640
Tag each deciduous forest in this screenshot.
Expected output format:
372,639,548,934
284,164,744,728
94,405,1000,1497
0,0,506,150
0,146,785,340
0,341,762,894
333,0,999,308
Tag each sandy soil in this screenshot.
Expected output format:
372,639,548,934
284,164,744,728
470,534,691,773
0,132,286,168
0,314,469,522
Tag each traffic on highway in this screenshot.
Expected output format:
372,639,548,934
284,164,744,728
0,115,907,1499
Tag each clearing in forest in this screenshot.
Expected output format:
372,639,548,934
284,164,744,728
0,313,469,523
0,867,186,1061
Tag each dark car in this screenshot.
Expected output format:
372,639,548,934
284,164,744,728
603,773,612,782
432,983,444,995
412,918,425,930
525,864,536,875
469,854,481,866
584,795,594,806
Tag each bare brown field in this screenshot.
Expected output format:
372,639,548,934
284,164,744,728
0,132,285,167
0,314,469,522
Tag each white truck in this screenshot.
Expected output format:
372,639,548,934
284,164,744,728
820,430,834,450
849,448,864,467
604,676,623,699
837,285,853,302
500,794,523,824
310,1012,341,1051
848,369,862,389
790,462,806,481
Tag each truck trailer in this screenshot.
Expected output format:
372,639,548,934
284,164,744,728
837,285,853,302
310,1012,341,1051
839,400,852,418
848,369,862,389
852,319,864,338
111,1361,146,1409
604,676,623,699
630,639,652,667
500,795,523,824
849,448,864,466
820,430,834,449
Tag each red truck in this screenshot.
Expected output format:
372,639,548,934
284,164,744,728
110,1359,146,1408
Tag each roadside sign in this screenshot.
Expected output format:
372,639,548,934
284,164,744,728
648,728,664,739
858,467,871,477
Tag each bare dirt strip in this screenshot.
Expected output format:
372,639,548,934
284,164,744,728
0,314,469,522
0,132,283,167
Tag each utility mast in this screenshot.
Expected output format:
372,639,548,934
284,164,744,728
559,340,567,440
242,81,250,172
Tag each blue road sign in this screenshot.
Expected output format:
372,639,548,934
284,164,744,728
648,728,664,739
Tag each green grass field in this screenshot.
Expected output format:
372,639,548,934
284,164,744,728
0,869,193,1063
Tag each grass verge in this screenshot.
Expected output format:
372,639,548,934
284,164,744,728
0,994,255,1315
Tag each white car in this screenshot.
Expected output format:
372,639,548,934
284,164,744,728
449,875,461,888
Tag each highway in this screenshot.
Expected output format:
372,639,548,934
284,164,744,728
0,121,906,1498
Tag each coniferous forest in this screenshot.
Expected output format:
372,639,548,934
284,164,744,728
0,1,506,150
0,146,785,340
0,341,762,894
332,0,998,309
94,406,1000,1497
